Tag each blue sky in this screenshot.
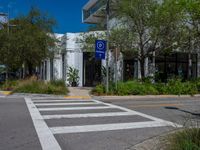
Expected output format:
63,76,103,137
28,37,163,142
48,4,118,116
0,0,90,33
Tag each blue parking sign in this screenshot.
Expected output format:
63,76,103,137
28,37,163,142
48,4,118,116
95,40,106,60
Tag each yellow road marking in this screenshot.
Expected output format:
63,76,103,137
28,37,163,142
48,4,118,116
64,96,91,99
129,103,183,108
0,91,12,95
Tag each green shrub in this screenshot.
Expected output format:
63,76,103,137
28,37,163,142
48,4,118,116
167,78,184,95
167,128,200,150
0,80,19,91
182,82,198,95
92,78,199,96
154,83,168,95
114,81,158,95
164,79,198,95
91,84,105,95
196,82,200,92
50,80,66,87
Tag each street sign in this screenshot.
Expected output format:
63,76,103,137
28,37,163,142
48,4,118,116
95,40,106,60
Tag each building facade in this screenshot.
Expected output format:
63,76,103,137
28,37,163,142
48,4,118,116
40,0,200,87
82,0,200,81
40,32,109,87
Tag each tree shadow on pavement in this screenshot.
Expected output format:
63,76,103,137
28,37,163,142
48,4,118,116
164,106,200,118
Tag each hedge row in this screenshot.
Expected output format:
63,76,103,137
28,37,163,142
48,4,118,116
92,79,200,96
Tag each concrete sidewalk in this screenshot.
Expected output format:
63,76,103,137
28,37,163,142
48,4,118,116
67,87,92,99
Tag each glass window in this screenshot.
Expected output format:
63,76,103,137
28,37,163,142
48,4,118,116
166,54,176,62
192,54,197,63
177,53,188,63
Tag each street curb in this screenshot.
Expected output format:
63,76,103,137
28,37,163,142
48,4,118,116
92,94,200,101
64,96,91,99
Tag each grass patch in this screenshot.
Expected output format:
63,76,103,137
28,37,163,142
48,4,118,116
0,78,68,95
166,128,200,150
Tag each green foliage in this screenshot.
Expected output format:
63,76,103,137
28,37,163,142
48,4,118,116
0,80,19,91
166,79,197,95
91,84,105,96
167,128,200,150
115,81,159,95
76,31,106,52
50,80,66,87
13,80,68,95
109,28,136,56
92,78,199,96
67,67,80,87
0,7,56,74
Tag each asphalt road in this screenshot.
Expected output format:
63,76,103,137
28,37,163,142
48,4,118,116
0,96,199,150
102,97,200,127
0,97,41,150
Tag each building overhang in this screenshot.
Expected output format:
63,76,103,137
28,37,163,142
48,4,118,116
82,0,106,24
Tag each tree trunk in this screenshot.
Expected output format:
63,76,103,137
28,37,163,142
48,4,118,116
27,62,33,76
140,58,145,80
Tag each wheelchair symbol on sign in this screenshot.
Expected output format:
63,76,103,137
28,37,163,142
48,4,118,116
97,41,105,50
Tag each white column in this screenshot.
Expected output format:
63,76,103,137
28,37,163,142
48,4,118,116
144,57,149,77
46,59,51,81
137,60,141,79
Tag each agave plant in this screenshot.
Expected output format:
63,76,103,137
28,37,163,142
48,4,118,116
66,67,79,87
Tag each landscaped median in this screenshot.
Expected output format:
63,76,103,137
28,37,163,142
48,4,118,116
132,128,200,150
91,78,200,96
0,78,68,95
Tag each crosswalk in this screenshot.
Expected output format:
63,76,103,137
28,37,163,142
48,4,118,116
25,97,181,150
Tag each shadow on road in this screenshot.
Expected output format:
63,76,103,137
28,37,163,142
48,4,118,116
165,106,200,117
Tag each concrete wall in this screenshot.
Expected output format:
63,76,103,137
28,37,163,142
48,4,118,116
65,33,83,86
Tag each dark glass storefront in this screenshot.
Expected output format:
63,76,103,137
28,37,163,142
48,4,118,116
124,59,136,81
155,53,197,82
83,52,102,86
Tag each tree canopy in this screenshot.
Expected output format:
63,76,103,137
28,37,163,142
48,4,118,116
0,7,56,76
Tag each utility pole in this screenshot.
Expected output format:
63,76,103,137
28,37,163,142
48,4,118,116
6,8,9,81
106,0,110,94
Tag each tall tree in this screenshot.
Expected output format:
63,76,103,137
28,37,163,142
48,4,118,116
176,0,200,77
0,7,56,76
76,31,106,53
114,0,183,79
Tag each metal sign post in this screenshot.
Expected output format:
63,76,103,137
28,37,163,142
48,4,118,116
106,0,110,94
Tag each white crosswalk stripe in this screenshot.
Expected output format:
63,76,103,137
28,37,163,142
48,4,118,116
50,121,169,134
38,106,113,111
35,102,98,106
26,96,182,149
33,99,93,103
43,112,136,119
